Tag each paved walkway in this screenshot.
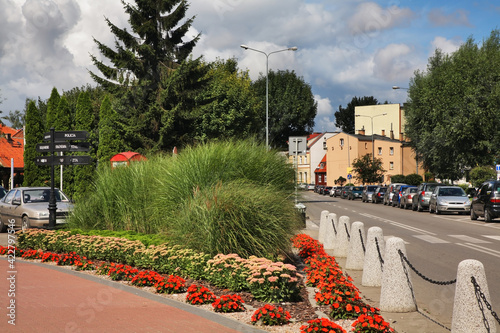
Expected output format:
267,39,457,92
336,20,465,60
0,258,263,333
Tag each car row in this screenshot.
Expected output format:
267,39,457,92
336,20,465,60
310,179,500,222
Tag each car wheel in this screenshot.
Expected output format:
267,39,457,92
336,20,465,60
435,208,441,215
0,217,6,233
470,208,478,220
485,208,492,222
22,216,31,232
400,202,404,209
417,203,423,212
412,204,417,211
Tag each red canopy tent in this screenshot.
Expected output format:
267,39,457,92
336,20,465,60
110,152,147,168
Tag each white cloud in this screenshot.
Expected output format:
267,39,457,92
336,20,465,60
349,2,415,35
428,8,472,27
430,36,463,55
373,43,414,81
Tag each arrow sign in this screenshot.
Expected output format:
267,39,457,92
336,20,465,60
36,142,72,152
35,155,92,166
44,130,89,142
69,142,90,152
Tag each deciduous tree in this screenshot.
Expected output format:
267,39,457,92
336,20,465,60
351,154,385,184
335,96,378,134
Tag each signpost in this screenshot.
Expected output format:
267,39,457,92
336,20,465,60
35,128,92,229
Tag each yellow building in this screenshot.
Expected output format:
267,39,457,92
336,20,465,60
325,104,424,185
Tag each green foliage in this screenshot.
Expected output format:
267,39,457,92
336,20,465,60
97,95,123,168
405,30,500,180
389,174,406,183
335,96,378,134
23,100,47,186
335,176,346,186
252,69,317,148
404,173,423,186
469,166,496,187
1,110,24,129
45,87,60,130
351,154,385,184
68,139,301,259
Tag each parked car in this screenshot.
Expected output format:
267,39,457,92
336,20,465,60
399,187,418,209
471,180,500,222
307,184,315,191
341,186,352,199
391,185,417,207
297,183,307,190
0,186,6,199
372,186,387,203
428,186,470,215
383,183,407,205
362,185,379,203
329,186,338,197
323,186,333,196
347,186,364,200
412,183,447,211
333,186,343,197
315,185,325,194
0,187,73,232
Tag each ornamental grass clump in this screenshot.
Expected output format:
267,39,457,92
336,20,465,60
212,295,245,313
245,256,302,303
251,304,291,326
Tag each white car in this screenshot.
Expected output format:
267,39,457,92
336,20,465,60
429,186,470,215
0,187,73,232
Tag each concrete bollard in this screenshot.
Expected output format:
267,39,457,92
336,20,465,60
333,215,350,258
345,221,365,270
451,259,496,333
362,227,385,287
380,237,417,312
323,213,337,250
318,210,329,245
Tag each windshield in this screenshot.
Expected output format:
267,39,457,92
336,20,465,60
368,186,378,191
23,189,69,203
438,188,466,197
353,187,363,191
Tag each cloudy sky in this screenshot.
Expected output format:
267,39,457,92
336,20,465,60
0,0,499,132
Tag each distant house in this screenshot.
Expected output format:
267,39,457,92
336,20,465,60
0,124,24,189
314,154,327,186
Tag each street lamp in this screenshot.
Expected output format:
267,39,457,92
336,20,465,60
240,44,298,149
355,113,387,161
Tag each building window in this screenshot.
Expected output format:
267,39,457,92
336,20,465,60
299,156,302,164
304,156,307,164
299,172,303,182
365,143,368,149
378,147,382,155
390,147,394,155
340,138,344,147
305,172,307,182
390,162,394,170
323,141,327,150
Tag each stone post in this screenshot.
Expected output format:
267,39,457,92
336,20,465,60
362,227,385,287
345,221,365,270
323,213,337,250
318,210,329,245
333,215,350,258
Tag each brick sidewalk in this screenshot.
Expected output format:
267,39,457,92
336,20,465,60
1,259,263,333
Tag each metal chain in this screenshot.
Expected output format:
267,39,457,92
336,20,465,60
359,229,366,253
331,218,337,235
344,223,350,241
375,237,384,271
398,250,457,285
471,276,500,327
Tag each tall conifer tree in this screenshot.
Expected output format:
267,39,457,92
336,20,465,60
97,95,123,168
23,100,46,186
45,87,60,130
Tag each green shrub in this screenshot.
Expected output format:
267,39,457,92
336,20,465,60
404,173,423,185
469,166,496,188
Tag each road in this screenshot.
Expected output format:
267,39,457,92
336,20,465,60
299,190,500,331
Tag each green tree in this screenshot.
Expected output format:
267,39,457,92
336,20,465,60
72,92,97,200
351,154,386,184
390,174,406,183
193,58,260,142
335,96,378,134
252,69,317,149
335,176,346,186
97,95,124,168
45,87,60,130
404,173,423,186
23,100,46,186
469,166,496,188
405,30,500,180
90,0,202,151
1,110,25,129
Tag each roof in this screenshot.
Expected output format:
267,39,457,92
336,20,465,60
314,154,327,173
0,124,24,169
110,151,147,162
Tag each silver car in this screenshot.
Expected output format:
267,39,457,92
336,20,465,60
428,186,471,215
0,187,73,232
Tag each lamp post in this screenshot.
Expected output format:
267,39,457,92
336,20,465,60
240,44,298,149
355,113,387,161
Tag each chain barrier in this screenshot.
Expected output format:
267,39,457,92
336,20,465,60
398,250,457,285
344,223,350,241
472,276,500,330
359,229,365,253
331,218,337,236
375,237,384,271
398,249,453,331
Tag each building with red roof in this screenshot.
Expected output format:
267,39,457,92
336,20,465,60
0,124,24,189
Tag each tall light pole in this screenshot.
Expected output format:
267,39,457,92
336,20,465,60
240,44,298,149
355,113,387,161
